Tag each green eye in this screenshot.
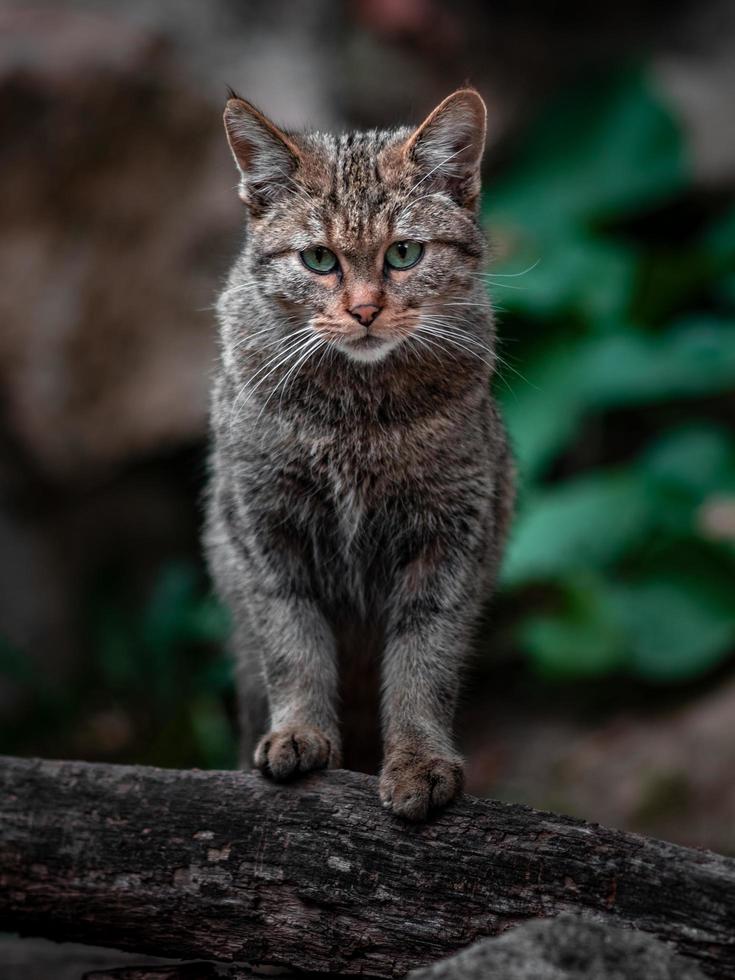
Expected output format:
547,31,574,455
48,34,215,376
300,245,338,274
385,240,424,270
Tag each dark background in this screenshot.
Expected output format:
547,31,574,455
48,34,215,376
1,0,734,854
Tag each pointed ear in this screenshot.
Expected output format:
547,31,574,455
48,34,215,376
404,89,487,209
223,96,301,211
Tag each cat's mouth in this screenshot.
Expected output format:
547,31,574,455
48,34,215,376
348,334,386,351
341,331,400,364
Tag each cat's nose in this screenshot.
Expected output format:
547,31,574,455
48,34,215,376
348,303,382,327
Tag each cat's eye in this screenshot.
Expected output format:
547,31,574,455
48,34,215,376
300,245,339,275
385,240,424,271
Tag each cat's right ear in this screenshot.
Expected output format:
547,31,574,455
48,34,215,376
404,89,487,210
223,96,301,212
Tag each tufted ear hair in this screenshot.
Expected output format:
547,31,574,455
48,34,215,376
223,93,301,212
404,89,487,209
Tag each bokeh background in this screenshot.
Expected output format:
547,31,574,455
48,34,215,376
1,0,734,854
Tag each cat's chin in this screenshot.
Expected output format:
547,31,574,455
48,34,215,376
340,335,401,365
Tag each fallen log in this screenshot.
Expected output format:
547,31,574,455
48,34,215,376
1,757,733,979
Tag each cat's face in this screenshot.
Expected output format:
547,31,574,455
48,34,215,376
224,91,487,364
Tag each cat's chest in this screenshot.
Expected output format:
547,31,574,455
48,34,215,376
306,423,410,510
267,422,410,559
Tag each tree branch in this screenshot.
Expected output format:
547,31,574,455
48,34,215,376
1,757,733,978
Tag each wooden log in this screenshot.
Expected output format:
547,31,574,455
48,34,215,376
1,757,734,978
83,967,257,980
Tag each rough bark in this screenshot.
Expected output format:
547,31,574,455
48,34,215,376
1,757,733,979
83,968,256,980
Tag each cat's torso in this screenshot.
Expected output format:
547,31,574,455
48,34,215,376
212,347,498,620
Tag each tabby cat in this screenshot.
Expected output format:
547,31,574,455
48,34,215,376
205,89,514,820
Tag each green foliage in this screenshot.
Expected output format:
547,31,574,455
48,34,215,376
504,321,735,479
93,561,235,767
488,70,735,682
487,71,687,230
503,472,650,586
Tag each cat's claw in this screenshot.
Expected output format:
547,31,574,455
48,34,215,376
379,747,464,821
254,726,336,781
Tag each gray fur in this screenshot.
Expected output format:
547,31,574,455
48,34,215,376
205,90,514,820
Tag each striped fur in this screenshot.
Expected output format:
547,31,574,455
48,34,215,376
205,90,514,820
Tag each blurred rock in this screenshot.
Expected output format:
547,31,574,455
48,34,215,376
654,0,735,185
463,671,735,855
0,7,235,480
551,677,735,853
409,915,706,980
0,936,174,980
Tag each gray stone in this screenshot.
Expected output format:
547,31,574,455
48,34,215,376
409,914,706,980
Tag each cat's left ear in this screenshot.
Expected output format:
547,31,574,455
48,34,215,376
223,95,302,212
404,89,487,209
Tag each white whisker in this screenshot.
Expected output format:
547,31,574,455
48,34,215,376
474,259,541,279
261,336,325,420
231,331,317,415
404,145,469,199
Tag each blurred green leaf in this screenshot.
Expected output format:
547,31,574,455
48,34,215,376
610,577,735,680
190,695,237,769
498,340,582,479
641,425,735,496
704,206,735,267
715,274,735,309
182,594,230,645
140,563,199,701
520,577,628,677
502,319,735,479
486,71,687,232
505,425,735,591
489,234,638,323
521,571,735,681
503,472,650,586
580,318,735,406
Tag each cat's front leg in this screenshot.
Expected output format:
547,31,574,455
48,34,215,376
249,592,342,779
380,533,486,820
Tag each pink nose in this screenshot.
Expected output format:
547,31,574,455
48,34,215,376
348,303,382,327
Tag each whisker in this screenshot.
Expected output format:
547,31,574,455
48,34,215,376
314,339,337,374
283,337,327,402
419,323,523,394
417,326,494,368
395,190,442,221
470,276,527,291
404,145,469,200
433,323,535,384
474,258,541,279
263,337,325,419
231,332,317,415
409,332,444,366
420,317,536,390
230,317,304,351
237,340,316,417
420,315,534,384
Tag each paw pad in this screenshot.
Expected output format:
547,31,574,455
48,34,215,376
379,748,463,821
255,726,335,781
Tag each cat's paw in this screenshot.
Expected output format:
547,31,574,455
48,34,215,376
254,726,337,781
379,746,464,821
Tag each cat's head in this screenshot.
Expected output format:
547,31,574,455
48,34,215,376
223,90,487,365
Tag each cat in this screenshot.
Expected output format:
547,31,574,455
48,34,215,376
204,88,514,820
